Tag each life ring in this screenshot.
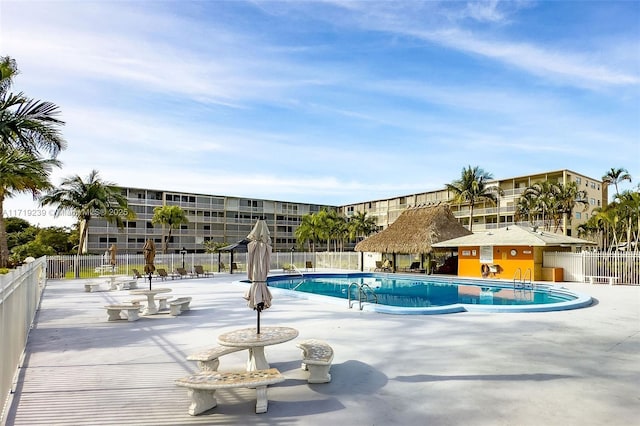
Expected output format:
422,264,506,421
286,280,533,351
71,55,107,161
481,264,490,278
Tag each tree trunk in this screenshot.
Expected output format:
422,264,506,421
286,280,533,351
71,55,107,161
0,195,9,268
76,219,89,278
163,228,172,254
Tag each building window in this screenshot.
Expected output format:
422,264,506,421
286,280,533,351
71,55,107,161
590,198,596,205
575,212,581,219
576,177,582,185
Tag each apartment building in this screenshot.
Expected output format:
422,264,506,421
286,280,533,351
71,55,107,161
85,188,332,254
86,169,606,254
342,169,607,237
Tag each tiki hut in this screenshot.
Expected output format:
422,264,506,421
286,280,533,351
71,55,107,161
355,203,472,273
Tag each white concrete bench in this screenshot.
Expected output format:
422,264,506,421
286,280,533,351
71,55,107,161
175,368,285,415
296,339,334,383
187,346,246,371
170,297,192,315
130,295,172,311
115,279,138,291
84,282,101,292
104,304,141,322
585,275,619,285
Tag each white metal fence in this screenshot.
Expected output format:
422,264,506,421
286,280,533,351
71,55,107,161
1,257,46,424
44,251,363,279
544,251,640,285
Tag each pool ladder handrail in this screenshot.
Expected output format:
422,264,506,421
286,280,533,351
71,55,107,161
289,264,304,277
292,279,305,291
348,282,378,310
513,268,534,290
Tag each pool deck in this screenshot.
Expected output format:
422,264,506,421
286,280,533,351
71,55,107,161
4,272,639,425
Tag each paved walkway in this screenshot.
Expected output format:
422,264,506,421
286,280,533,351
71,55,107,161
4,274,640,425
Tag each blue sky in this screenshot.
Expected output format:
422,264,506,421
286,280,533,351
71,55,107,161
2,0,639,227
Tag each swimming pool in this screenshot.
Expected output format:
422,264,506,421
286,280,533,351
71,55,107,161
240,273,592,314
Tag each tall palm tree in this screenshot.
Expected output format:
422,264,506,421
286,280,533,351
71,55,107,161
348,211,377,242
295,213,320,252
615,190,640,252
515,193,537,225
445,165,498,231
326,209,348,251
0,55,66,158
602,167,632,198
0,56,19,94
40,170,134,263
521,180,558,231
552,181,588,234
151,205,189,254
0,149,60,267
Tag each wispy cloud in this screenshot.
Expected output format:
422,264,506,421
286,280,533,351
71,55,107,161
2,0,638,228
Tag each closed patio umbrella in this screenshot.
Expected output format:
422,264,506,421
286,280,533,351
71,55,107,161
143,239,156,290
109,244,117,266
243,220,272,334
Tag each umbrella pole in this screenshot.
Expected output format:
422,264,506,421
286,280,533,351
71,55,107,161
257,310,260,334
148,273,152,290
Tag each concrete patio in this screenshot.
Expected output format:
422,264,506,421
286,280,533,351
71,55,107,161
4,274,639,425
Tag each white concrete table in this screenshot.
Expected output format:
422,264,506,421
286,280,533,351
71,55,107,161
217,326,298,371
128,288,172,315
99,274,127,290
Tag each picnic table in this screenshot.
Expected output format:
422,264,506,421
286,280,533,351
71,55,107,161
129,288,172,315
217,326,299,371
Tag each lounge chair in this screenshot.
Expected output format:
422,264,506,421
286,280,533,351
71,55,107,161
219,262,228,272
231,262,240,273
305,261,314,271
157,268,168,281
408,261,422,272
175,267,194,279
194,265,215,277
132,268,143,279
193,265,205,278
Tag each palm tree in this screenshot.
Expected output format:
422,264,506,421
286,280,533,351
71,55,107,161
40,170,134,263
520,180,558,231
445,165,498,231
0,56,19,94
151,205,189,254
295,213,320,252
615,190,640,251
326,209,348,251
348,211,377,242
0,149,60,267
515,193,537,225
552,181,588,234
0,55,66,158
602,167,632,198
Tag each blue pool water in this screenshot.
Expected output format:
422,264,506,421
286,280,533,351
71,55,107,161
247,273,592,314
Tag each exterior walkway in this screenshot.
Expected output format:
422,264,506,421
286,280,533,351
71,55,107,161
4,274,640,425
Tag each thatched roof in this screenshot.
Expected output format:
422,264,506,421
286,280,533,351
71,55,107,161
354,204,472,254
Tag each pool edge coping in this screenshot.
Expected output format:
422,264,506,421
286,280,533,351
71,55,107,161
234,273,593,315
